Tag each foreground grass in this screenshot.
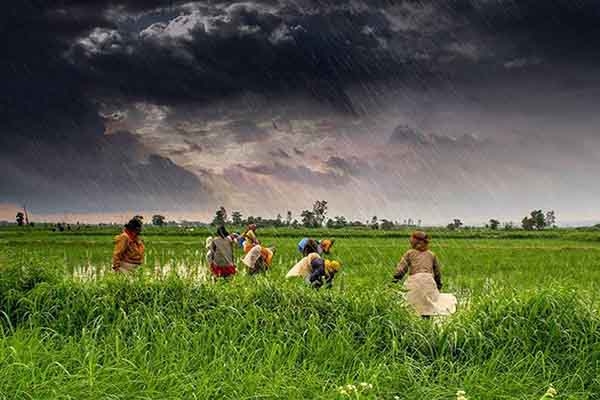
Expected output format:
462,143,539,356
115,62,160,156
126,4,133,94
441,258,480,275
1,264,599,399
1,230,600,399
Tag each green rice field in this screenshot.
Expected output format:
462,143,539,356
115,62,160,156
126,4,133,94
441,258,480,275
1,227,600,399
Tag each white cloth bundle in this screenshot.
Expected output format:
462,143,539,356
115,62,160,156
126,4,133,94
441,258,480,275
242,245,263,269
403,273,457,316
286,253,321,278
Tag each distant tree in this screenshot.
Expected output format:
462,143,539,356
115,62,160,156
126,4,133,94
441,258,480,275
521,210,547,230
286,211,292,226
291,219,299,228
407,218,414,226
417,219,422,227
274,214,284,227
531,210,546,230
503,221,515,230
521,210,556,231
231,211,243,226
351,220,365,227
489,219,500,230
16,212,25,226
301,210,317,228
380,219,395,230
545,210,556,228
521,216,535,230
326,218,335,229
447,219,463,230
312,200,328,227
370,216,379,230
212,206,228,226
152,215,166,226
334,215,347,228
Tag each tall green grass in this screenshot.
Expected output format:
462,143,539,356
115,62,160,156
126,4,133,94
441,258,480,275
1,231,600,399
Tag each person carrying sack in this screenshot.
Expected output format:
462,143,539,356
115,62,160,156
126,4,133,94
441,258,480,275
393,231,456,317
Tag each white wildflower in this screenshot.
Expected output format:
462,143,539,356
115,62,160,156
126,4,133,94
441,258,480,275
543,385,557,398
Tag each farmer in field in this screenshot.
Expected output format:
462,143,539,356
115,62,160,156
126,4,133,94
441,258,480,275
112,217,145,273
207,226,237,278
297,238,335,256
242,224,259,253
286,253,341,289
242,244,274,274
392,231,456,317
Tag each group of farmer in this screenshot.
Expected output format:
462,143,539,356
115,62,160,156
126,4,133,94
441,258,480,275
112,217,456,317
203,223,340,289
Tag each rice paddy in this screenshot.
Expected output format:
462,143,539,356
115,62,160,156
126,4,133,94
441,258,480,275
1,227,600,399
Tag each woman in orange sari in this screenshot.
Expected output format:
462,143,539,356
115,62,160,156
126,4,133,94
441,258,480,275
112,217,145,273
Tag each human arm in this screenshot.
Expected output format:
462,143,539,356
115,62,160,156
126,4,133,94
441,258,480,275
393,252,410,282
324,271,336,289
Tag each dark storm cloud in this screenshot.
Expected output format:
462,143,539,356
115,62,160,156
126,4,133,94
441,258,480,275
0,2,212,213
55,0,600,115
4,0,600,216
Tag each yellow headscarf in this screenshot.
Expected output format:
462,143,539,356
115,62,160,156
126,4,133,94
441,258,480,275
324,260,341,275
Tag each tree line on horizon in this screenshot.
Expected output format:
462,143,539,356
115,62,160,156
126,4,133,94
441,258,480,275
11,203,558,231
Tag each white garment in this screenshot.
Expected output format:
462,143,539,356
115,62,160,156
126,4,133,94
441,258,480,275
404,273,457,316
242,245,263,269
286,253,320,278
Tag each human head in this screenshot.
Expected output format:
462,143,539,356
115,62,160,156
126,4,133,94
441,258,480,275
310,257,324,271
324,260,341,275
410,231,429,251
248,224,257,232
217,225,229,239
320,239,335,254
124,217,143,235
303,239,320,256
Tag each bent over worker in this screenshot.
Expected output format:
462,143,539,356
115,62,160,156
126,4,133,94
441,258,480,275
112,217,145,273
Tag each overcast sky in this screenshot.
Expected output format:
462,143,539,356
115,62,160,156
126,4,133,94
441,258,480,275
2,1,600,224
